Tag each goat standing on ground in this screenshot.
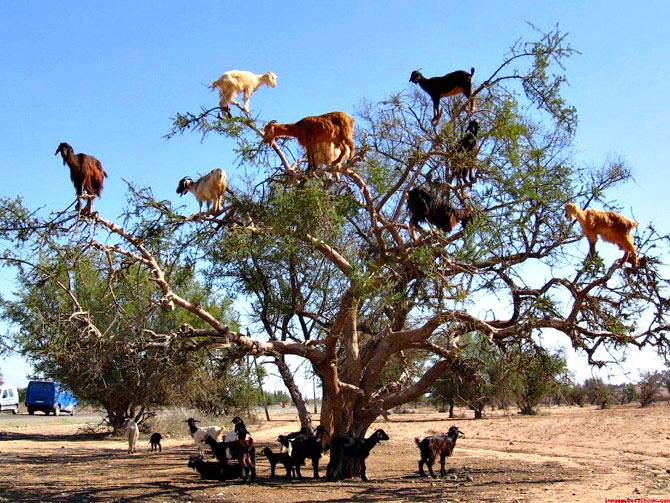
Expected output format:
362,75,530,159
406,187,472,239
149,432,163,452
326,428,390,482
565,202,638,266
123,418,140,454
263,112,355,173
176,168,228,215
289,425,331,479
185,417,223,456
415,425,464,478
210,70,277,114
450,120,480,184
409,68,476,124
54,142,108,214
262,447,297,479
204,433,256,482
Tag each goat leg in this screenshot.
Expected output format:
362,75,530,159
418,459,427,477
360,460,368,482
313,457,320,479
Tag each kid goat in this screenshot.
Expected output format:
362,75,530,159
409,68,476,124
565,202,638,267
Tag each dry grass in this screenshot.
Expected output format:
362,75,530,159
0,404,669,502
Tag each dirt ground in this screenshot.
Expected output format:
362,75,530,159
0,404,668,503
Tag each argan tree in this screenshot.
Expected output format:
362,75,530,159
1,27,668,476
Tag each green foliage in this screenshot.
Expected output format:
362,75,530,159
637,370,663,408
508,346,567,415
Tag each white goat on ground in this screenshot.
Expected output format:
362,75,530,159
185,417,223,456
176,168,228,215
123,418,140,454
210,70,277,113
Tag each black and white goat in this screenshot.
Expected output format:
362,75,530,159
288,425,331,479
410,68,476,123
326,429,390,482
176,168,228,215
184,417,223,456
406,187,472,239
415,425,464,478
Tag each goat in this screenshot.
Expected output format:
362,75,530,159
415,425,464,478
149,432,163,452
184,417,223,456
409,68,476,124
326,428,390,482
123,418,140,454
176,168,228,215
278,426,311,455
263,112,355,173
262,447,298,479
450,120,480,184
289,425,331,479
565,203,638,267
210,70,277,114
187,455,243,481
203,433,256,482
406,187,472,239
54,142,108,214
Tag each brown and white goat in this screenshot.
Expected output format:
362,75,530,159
263,111,355,174
176,168,228,215
410,68,476,124
415,425,464,478
210,70,277,114
54,142,108,214
565,202,638,266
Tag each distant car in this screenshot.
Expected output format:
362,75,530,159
25,380,77,416
0,385,19,414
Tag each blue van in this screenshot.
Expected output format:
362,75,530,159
25,380,77,416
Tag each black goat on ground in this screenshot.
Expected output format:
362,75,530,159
450,120,480,184
187,455,242,481
289,425,331,479
326,428,390,482
278,426,311,454
149,432,163,452
262,447,298,479
203,433,256,482
406,187,472,239
409,68,475,124
415,425,464,478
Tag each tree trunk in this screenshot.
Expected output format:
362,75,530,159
448,401,455,418
473,408,483,419
274,356,312,430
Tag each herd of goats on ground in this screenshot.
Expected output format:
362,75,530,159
55,66,641,482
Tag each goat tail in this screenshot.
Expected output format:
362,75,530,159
414,437,421,446
470,67,475,76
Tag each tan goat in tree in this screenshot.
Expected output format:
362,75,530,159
263,111,355,174
565,202,638,266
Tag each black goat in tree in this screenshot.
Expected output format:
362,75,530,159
326,429,390,482
450,120,480,184
409,68,476,124
406,187,473,240
54,142,107,214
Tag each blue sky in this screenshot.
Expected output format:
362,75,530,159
1,1,668,388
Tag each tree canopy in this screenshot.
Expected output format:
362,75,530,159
0,27,668,462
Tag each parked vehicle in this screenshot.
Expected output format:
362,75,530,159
0,385,19,414
25,380,77,416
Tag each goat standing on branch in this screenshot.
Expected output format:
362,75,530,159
263,112,355,174
565,202,638,267
176,168,228,215
409,68,476,124
54,142,107,214
406,187,472,239
450,120,480,184
210,70,277,115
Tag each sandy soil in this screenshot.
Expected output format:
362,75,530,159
0,404,668,502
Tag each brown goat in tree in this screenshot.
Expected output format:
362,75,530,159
263,112,355,174
54,142,107,214
565,202,638,266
